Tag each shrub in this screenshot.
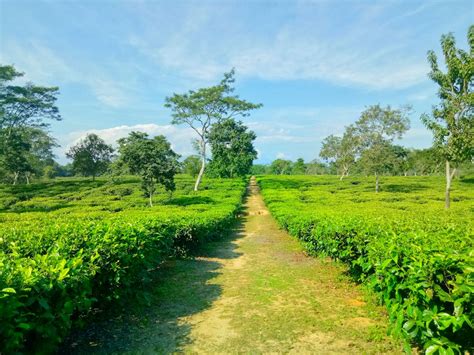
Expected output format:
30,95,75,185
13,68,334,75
258,175,473,353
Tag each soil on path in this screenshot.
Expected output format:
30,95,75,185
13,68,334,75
61,178,401,354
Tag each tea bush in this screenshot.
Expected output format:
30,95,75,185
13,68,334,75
257,175,473,353
0,175,246,352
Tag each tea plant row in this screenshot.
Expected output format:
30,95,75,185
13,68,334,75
257,175,473,353
0,176,247,352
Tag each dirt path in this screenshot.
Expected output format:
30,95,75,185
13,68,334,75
63,178,401,354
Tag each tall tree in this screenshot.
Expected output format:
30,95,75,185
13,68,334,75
0,64,61,183
291,158,307,175
117,132,180,206
355,104,410,192
207,119,257,178
0,65,61,135
66,133,114,180
0,127,57,184
165,69,262,190
421,26,474,208
320,125,359,180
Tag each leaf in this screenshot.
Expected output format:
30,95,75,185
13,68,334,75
425,345,439,355
39,298,50,310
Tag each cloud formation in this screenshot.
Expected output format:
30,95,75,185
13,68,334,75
56,124,196,162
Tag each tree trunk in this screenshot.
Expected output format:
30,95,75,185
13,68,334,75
375,172,379,193
26,173,30,185
194,142,206,191
340,165,349,180
149,192,153,207
445,160,456,209
13,172,19,185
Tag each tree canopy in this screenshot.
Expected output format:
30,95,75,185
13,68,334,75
207,118,257,178
0,64,61,184
0,65,61,133
421,25,474,208
66,133,114,180
354,104,411,192
320,125,359,180
165,69,262,189
117,132,180,206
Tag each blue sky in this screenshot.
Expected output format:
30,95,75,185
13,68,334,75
1,0,472,163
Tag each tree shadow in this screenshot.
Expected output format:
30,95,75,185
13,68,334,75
165,195,215,206
3,203,73,213
460,177,474,184
383,183,428,193
58,220,245,354
1,179,109,201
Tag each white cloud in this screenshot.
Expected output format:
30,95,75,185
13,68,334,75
57,123,196,162
125,2,432,90
0,40,131,108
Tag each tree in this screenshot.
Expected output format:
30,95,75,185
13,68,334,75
270,159,293,175
207,118,257,178
320,125,359,180
182,155,201,177
354,104,410,192
0,64,61,183
0,65,61,135
251,164,269,175
421,26,474,208
0,126,57,184
406,148,443,176
306,159,331,175
165,69,262,190
117,132,179,207
291,158,306,175
66,133,114,180
389,145,410,176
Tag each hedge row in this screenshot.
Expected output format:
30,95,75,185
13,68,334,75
257,175,473,354
0,177,246,352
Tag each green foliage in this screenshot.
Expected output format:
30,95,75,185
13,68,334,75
208,119,257,178
270,159,293,175
117,132,180,206
182,155,201,177
0,64,61,184
165,69,262,190
0,175,246,352
0,64,61,131
354,105,411,179
257,175,473,353
291,158,306,175
320,126,359,178
422,25,474,165
66,133,114,180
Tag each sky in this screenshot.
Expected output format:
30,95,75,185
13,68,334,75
0,0,473,164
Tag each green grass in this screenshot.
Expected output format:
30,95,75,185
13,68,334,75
257,175,473,353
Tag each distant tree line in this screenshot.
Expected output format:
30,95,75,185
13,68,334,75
0,65,260,206
249,145,473,178
0,26,472,208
